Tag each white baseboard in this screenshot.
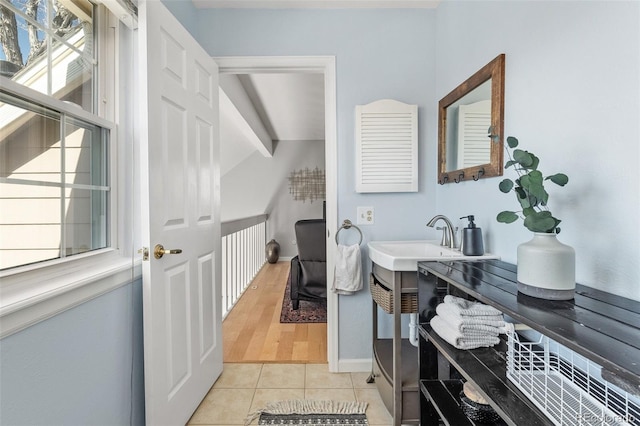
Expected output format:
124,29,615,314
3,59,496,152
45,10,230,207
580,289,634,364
337,358,373,373
276,256,293,262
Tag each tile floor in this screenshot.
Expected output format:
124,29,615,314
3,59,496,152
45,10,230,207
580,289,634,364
187,363,393,425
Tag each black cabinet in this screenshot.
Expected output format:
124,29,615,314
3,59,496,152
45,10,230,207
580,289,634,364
417,260,640,426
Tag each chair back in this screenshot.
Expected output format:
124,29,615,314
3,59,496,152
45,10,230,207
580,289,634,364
294,219,326,261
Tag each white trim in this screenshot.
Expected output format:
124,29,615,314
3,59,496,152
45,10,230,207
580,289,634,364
215,56,339,372
0,76,114,130
0,254,142,338
194,0,440,9
337,358,373,373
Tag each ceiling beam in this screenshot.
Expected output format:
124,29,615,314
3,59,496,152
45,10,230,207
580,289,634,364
219,75,273,157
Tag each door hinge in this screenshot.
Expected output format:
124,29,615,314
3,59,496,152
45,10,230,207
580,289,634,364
138,247,149,261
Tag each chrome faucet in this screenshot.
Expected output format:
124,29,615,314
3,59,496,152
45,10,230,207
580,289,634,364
426,215,457,249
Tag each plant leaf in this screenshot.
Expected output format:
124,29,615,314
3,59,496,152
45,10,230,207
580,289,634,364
499,179,514,193
528,170,543,184
506,136,519,148
546,173,569,186
514,187,530,208
505,160,517,169
513,149,534,168
523,211,559,233
497,211,519,224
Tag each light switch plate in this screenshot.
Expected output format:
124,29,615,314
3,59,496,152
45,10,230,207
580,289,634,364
357,206,374,225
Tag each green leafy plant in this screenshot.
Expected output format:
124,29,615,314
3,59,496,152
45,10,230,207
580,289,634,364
497,136,569,233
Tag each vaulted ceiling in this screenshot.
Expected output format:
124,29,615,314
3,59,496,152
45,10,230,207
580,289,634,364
219,72,325,176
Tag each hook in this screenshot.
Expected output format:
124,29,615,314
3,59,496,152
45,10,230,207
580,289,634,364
439,175,449,185
454,172,464,183
473,168,485,181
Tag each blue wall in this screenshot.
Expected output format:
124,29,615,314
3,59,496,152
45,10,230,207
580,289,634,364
193,7,438,360
188,1,640,363
434,1,640,301
0,281,145,425
3,5,636,423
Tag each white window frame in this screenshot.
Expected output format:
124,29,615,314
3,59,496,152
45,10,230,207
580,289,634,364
0,4,137,339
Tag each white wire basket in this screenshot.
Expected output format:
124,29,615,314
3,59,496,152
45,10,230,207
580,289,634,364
506,327,640,426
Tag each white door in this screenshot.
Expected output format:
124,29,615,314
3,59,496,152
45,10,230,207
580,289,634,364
138,1,222,424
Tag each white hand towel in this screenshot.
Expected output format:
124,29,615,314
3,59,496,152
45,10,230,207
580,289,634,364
436,303,505,334
444,294,504,317
430,315,501,350
331,243,363,295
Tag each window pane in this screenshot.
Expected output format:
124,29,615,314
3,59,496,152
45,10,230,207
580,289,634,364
0,100,62,183
0,90,109,271
50,26,94,111
64,188,107,256
64,117,107,186
0,0,95,112
0,182,62,270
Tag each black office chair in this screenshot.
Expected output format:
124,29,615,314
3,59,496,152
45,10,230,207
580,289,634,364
290,219,327,310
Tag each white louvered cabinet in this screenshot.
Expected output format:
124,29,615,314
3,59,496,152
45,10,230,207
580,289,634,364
355,100,418,193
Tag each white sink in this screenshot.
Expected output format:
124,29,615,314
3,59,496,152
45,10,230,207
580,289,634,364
367,240,499,271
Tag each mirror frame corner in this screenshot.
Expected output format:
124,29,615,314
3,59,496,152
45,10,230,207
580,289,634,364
437,53,505,185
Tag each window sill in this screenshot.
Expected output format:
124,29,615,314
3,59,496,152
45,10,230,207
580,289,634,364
0,251,142,339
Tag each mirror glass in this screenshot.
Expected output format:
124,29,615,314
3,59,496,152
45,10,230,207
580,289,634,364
438,54,505,184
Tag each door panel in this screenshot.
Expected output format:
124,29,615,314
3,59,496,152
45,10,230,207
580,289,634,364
139,1,222,424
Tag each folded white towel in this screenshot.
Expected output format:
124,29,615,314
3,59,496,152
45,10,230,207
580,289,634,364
331,244,363,295
436,303,505,335
430,315,501,350
444,295,503,317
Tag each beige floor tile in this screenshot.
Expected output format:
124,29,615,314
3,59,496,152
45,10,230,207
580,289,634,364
188,388,255,425
214,364,263,389
249,388,306,412
350,372,376,389
305,364,353,389
354,388,393,425
257,364,306,389
304,388,356,401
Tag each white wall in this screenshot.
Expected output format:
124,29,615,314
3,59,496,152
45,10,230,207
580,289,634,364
222,140,325,257
435,1,640,301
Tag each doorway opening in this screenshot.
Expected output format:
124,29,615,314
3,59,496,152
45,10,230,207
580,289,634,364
216,56,338,371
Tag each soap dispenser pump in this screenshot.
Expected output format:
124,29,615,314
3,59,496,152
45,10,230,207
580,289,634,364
460,215,484,256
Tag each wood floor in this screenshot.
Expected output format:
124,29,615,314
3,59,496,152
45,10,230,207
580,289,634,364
222,261,328,364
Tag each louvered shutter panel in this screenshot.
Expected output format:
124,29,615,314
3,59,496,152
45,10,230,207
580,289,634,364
355,99,418,193
457,100,491,168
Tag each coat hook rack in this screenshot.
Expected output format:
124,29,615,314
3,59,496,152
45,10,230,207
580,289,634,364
473,168,485,181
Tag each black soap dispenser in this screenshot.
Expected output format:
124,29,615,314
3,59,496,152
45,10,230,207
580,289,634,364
460,215,484,256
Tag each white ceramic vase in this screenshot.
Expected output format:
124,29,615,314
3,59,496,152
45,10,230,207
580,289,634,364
517,232,575,300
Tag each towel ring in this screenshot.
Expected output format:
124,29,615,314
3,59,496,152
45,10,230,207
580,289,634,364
335,219,363,245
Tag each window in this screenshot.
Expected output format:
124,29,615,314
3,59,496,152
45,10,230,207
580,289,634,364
0,0,111,271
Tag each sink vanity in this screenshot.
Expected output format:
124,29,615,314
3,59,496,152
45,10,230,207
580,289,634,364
367,240,498,426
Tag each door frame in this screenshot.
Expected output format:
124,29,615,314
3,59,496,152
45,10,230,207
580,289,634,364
215,56,338,371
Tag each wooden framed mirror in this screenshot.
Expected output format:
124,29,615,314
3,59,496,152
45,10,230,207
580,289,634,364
438,54,505,184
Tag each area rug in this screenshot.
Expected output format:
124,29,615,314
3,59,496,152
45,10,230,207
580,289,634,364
246,400,368,426
280,273,327,323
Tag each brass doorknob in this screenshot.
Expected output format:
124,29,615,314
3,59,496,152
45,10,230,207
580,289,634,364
154,244,183,259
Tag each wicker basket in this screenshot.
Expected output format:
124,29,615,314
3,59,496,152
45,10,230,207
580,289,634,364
369,274,418,314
